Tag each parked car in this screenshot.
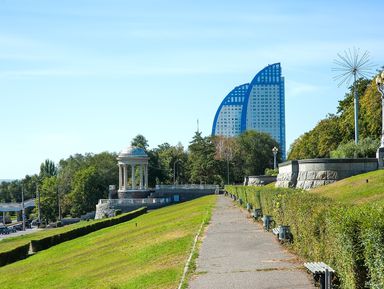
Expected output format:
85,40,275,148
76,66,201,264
0,225,10,235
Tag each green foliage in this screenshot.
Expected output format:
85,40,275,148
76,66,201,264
68,166,105,216
234,130,280,177
330,137,380,158
188,131,222,185
264,168,278,176
30,207,146,253
225,185,384,289
0,243,30,267
39,159,57,178
131,134,149,151
288,77,382,160
40,176,59,222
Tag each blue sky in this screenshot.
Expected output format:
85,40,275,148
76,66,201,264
1,0,384,179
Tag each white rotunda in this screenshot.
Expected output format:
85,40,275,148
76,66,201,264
117,146,149,198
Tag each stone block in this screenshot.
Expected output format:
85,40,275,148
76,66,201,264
306,171,316,180
303,181,314,190
316,171,328,180
326,170,338,180
324,180,336,186
296,181,305,189
298,171,307,180
313,180,326,188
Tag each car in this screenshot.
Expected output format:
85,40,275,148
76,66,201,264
0,225,10,235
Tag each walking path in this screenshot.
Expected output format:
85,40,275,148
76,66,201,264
188,195,314,289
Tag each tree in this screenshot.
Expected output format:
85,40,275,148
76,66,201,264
68,166,105,216
40,176,59,223
213,136,236,184
39,159,57,178
131,134,149,151
288,76,382,160
188,131,222,185
234,130,280,177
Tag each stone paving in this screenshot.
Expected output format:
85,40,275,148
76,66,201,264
188,195,315,289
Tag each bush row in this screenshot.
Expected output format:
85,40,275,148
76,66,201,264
225,185,384,289
31,207,147,252
0,207,146,267
0,243,30,267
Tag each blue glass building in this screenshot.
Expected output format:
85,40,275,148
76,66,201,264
212,63,286,159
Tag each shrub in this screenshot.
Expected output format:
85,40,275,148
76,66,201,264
225,185,384,289
0,243,30,267
31,207,146,253
330,137,380,158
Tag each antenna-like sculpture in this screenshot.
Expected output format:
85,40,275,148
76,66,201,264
332,48,374,144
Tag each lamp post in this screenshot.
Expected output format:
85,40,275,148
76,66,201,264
272,147,279,170
173,159,181,185
21,185,25,231
375,71,384,168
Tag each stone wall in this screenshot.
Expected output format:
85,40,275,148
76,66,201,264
276,158,378,190
244,175,277,186
275,160,298,188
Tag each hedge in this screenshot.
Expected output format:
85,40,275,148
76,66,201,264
0,207,146,268
0,243,30,267
31,207,147,252
226,185,384,289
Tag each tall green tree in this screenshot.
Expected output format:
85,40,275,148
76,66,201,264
233,130,280,177
39,159,57,178
40,176,59,223
68,166,105,216
188,131,221,184
131,134,149,151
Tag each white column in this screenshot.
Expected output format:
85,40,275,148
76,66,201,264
144,164,148,189
139,164,143,189
131,164,135,190
124,165,128,189
119,165,123,189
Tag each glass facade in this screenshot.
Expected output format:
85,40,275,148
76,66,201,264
212,63,286,159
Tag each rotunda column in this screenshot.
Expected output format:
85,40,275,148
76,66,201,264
124,164,128,189
144,164,148,189
139,164,143,189
131,164,135,190
118,164,123,190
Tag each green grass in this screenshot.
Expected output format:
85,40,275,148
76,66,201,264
310,169,384,205
0,196,217,289
0,217,114,254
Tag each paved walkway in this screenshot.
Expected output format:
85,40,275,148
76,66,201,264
188,195,314,289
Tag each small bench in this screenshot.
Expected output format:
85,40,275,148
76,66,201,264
304,262,334,289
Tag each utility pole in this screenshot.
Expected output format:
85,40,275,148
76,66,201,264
37,184,41,225
57,186,62,221
21,185,25,231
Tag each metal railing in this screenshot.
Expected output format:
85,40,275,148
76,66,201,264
98,198,172,206
155,184,219,190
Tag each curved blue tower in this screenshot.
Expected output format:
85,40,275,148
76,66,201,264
211,84,249,136
212,63,286,159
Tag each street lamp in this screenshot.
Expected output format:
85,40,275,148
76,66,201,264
375,71,384,167
272,147,279,170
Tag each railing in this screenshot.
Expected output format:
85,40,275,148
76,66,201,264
155,184,219,190
98,198,173,206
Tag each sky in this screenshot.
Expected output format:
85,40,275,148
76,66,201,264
1,0,384,179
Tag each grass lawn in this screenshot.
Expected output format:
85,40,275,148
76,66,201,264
310,169,384,205
0,217,118,254
0,195,217,289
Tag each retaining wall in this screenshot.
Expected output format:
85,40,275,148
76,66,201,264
276,158,378,189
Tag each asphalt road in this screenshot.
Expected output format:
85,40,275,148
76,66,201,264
188,195,315,289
